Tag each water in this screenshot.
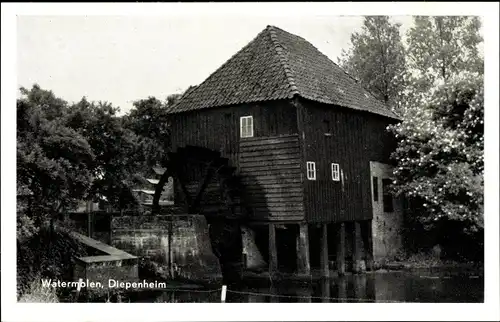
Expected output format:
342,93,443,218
120,270,483,303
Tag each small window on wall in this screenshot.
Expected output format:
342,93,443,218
382,178,394,212
331,163,340,181
372,176,379,202
306,162,316,180
240,116,254,138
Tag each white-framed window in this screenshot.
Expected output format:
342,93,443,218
240,115,254,138
331,163,340,181
306,161,316,180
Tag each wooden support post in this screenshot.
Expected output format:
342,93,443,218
353,274,367,301
336,222,346,275
320,223,329,278
108,214,113,245
320,278,330,303
353,221,364,273
364,220,374,271
89,201,95,238
268,223,278,276
220,285,227,303
90,212,94,239
337,276,347,303
168,216,174,279
296,223,310,276
74,278,83,302
270,283,279,303
366,273,376,301
86,201,93,239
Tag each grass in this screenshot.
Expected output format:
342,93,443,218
375,250,482,271
18,278,59,303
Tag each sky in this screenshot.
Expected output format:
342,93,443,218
4,4,500,322
17,15,413,115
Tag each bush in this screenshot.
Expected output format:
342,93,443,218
388,74,483,259
17,223,88,299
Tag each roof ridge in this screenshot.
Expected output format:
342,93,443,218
270,24,361,86
292,31,395,114
168,25,400,120
267,25,299,98
173,27,271,108
267,25,391,114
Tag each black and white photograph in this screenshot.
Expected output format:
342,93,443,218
1,2,499,322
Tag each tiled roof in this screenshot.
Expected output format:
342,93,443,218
169,25,399,120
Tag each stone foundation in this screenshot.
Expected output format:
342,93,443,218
370,161,404,263
70,232,139,294
241,225,266,270
111,214,222,283
372,212,404,263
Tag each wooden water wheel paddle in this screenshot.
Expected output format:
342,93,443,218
151,145,245,285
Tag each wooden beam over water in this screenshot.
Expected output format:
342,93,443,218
336,222,346,275
296,223,310,276
320,223,329,278
364,220,374,271
353,221,364,273
268,223,278,276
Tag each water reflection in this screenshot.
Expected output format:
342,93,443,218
247,290,265,303
315,274,374,303
269,284,279,303
317,278,328,302
352,274,367,301
337,276,347,303
294,284,312,303
115,271,483,303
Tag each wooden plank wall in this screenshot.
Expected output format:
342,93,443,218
239,135,304,222
168,100,299,220
300,99,397,223
169,100,298,168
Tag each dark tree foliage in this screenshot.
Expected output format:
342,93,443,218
123,94,181,169
65,98,142,209
17,85,94,238
17,84,183,240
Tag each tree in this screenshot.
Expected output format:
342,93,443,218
338,16,407,112
123,97,169,168
123,93,181,168
17,85,95,239
65,98,143,210
16,85,180,295
386,16,484,259
337,16,484,258
388,72,483,257
17,84,154,229
406,16,483,94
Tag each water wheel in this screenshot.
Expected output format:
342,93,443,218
151,145,246,285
